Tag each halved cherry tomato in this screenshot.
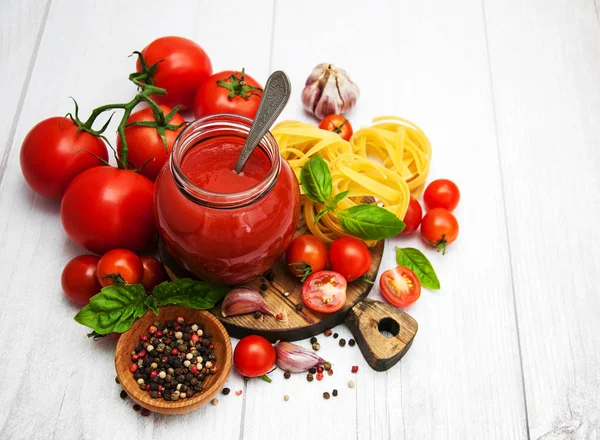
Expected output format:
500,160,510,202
139,256,167,292
285,235,328,280
420,208,459,253
302,271,347,313
400,197,423,235
318,115,353,141
329,237,371,281
97,249,143,287
61,255,102,306
423,179,460,211
379,266,421,308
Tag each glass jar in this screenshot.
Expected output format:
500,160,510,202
154,114,300,285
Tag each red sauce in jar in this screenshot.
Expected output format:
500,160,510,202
154,116,300,285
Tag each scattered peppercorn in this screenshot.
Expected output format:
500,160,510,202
339,338,346,347
349,339,356,347
283,291,290,297
284,395,290,401
310,337,318,344
295,303,303,312
316,372,324,381
324,329,332,337
309,367,317,374
276,312,284,320
141,409,151,417
324,362,332,371
260,283,268,291
266,271,276,282
351,366,359,373
333,389,338,397
348,380,355,388
317,365,324,373
327,369,333,376
235,390,243,396
254,311,262,319
133,404,141,412
211,398,219,406
222,387,230,395
307,373,314,382
284,371,291,379
312,342,320,351
115,376,120,384
323,392,330,400
333,333,338,339
120,390,127,399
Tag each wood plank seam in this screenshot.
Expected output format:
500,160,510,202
0,0,52,191
480,0,531,438
594,0,600,29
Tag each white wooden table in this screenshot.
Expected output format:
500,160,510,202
1,1,599,439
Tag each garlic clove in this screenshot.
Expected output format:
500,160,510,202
336,72,360,114
221,287,273,318
301,81,323,115
314,74,343,119
305,63,329,85
275,341,327,373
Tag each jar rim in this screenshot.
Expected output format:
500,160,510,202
170,114,281,209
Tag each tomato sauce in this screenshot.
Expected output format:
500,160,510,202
154,118,300,285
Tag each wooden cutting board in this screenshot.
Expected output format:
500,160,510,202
160,215,418,371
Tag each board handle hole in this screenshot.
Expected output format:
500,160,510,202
378,317,400,338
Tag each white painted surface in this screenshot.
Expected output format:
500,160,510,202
0,0,598,439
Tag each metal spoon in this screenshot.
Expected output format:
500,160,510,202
233,70,291,174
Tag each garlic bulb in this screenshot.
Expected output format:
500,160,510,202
221,287,273,318
275,341,327,373
301,63,359,119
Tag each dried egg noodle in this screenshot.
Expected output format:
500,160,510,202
272,116,431,246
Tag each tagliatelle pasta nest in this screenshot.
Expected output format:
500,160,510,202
272,116,431,246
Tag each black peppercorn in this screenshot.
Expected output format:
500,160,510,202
332,389,338,397
333,333,339,339
295,303,303,312
323,392,330,400
141,409,151,417
310,337,317,344
349,339,356,347
133,404,141,412
339,338,346,347
309,367,317,374
120,390,127,399
202,339,210,347
284,371,291,379
222,387,231,395
266,271,276,282
260,283,268,291
149,391,159,399
254,311,262,319
115,376,120,384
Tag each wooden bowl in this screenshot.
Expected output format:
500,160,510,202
115,306,232,414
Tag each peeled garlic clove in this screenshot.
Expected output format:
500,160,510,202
301,63,359,119
275,341,327,373
221,287,273,318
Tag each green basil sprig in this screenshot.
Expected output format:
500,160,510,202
74,279,229,336
396,247,440,290
300,155,405,240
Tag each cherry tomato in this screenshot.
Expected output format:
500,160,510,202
233,335,275,378
379,266,421,308
400,197,423,235
423,179,460,211
318,115,353,141
137,36,213,109
117,105,185,181
302,270,347,313
329,237,372,281
97,249,143,287
285,235,328,279
61,255,102,306
61,167,155,254
140,256,167,292
20,117,108,200
193,69,263,120
420,208,459,253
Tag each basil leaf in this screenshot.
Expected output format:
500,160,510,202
74,284,148,335
337,205,405,240
327,190,350,209
396,247,441,290
153,278,229,309
300,155,332,203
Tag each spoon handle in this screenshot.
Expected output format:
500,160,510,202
234,71,291,174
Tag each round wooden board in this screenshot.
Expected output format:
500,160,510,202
160,216,384,343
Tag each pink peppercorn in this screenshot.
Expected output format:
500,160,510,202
150,371,158,377
191,366,198,374
138,350,146,358
155,331,163,338
317,365,324,373
129,364,138,373
176,316,185,324
140,335,148,342
171,348,179,355
351,366,359,373
191,334,200,343
149,325,157,334
235,390,243,396
316,372,324,381
131,354,139,362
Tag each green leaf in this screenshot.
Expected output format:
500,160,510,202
395,247,441,290
314,207,331,224
153,278,229,310
74,284,148,335
300,155,332,204
337,205,405,240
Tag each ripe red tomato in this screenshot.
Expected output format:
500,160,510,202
193,70,263,120
140,256,167,292
97,249,144,287
137,36,213,109
420,208,459,253
285,235,328,279
20,117,108,200
302,270,347,313
233,335,275,378
318,115,353,141
61,167,156,254
379,266,421,308
61,255,102,306
329,237,372,281
400,197,423,235
117,105,185,181
423,179,460,211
